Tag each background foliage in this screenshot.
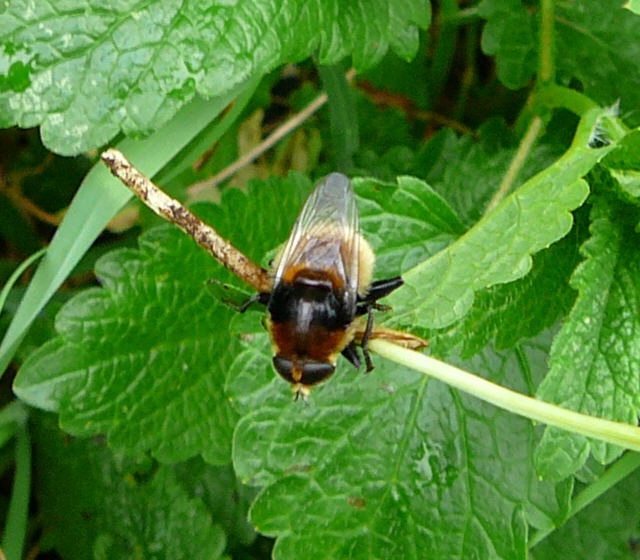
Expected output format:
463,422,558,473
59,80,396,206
1,1,640,559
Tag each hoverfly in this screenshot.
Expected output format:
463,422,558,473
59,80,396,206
244,173,403,399
101,150,411,399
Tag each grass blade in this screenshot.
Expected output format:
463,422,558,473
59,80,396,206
1,410,30,560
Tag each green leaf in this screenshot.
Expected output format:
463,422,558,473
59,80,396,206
531,456,640,560
229,331,571,559
478,0,537,89
32,414,226,560
479,0,640,117
432,223,584,357
16,227,240,463
602,129,640,202
94,467,226,560
173,459,258,550
355,175,463,278
554,1,640,120
535,196,640,480
355,92,418,160
0,0,430,155
386,108,618,331
625,0,640,15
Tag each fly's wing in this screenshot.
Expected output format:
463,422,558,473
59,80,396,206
274,173,359,306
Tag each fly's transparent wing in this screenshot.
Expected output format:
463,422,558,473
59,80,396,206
274,173,359,304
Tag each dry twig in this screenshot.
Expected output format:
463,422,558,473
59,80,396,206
101,148,271,292
188,69,356,196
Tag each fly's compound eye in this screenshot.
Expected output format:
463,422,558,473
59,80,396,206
273,356,295,383
272,356,335,386
300,362,335,385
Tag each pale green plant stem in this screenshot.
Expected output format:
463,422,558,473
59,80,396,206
1,418,31,560
538,0,555,84
0,248,46,314
369,339,640,453
484,116,544,213
485,0,555,213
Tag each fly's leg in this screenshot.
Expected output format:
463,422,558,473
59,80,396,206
357,276,403,306
207,278,271,312
354,276,403,371
237,292,270,312
341,341,362,370
361,306,375,372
